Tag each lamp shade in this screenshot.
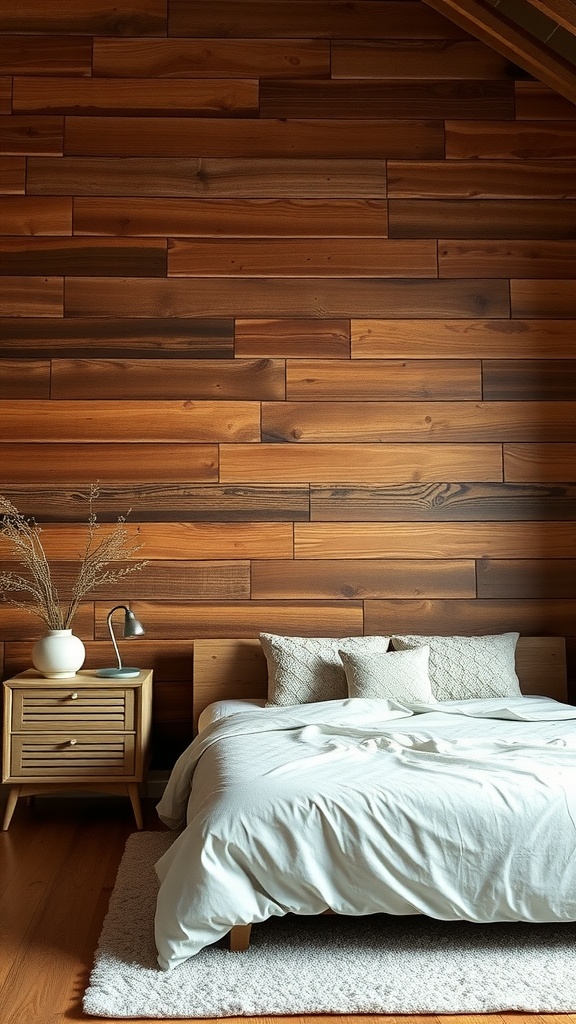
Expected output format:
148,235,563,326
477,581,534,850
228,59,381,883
97,605,145,678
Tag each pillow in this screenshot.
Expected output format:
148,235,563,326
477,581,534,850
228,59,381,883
260,633,390,706
391,632,521,701
340,645,436,704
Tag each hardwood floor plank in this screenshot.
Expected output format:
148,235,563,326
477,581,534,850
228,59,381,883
351,319,576,359
285,359,481,401
93,38,331,78
235,319,350,358
0,443,218,483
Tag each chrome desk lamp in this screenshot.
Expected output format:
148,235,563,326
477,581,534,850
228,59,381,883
97,604,145,678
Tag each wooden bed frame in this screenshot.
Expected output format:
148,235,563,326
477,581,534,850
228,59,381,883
192,635,568,951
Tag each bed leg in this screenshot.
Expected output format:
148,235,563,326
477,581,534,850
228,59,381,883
229,924,252,951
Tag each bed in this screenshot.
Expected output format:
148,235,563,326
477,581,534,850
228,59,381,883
154,633,576,971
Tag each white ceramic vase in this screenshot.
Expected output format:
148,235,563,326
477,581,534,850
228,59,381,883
32,629,86,679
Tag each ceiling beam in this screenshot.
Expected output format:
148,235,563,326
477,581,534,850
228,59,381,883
525,0,576,37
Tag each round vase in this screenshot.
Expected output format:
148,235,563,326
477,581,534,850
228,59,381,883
32,629,86,679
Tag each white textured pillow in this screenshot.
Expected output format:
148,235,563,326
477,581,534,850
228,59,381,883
261,633,390,706
391,632,521,701
340,646,436,704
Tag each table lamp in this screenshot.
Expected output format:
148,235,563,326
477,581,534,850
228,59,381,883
97,604,145,678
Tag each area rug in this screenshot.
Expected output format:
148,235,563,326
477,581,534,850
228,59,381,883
84,831,576,1018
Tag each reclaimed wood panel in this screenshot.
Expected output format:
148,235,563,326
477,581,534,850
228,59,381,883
235,319,350,358
28,157,388,198
477,560,576,599
0,115,63,155
74,197,389,236
0,0,167,35
294,522,576,558
64,116,445,159
0,603,93,642
65,277,510,318
511,280,576,317
439,240,576,278
391,201,576,238
515,82,576,120
0,77,10,115
445,120,576,159
262,400,576,443
0,156,25,193
0,360,50,399
0,444,218,483
310,482,576,522
0,237,167,276
351,319,576,359
168,239,437,278
483,360,576,401
0,36,92,75
4,639,194,680
0,277,63,317
13,78,259,118
260,80,515,119
285,359,481,401
0,400,260,442
331,40,511,79
251,558,476,598
219,443,503,484
51,358,286,400
387,160,576,198
93,38,331,78
364,598,576,638
0,197,71,235
504,443,576,482
0,317,234,358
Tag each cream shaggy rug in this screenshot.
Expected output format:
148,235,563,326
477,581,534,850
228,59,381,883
84,831,576,1018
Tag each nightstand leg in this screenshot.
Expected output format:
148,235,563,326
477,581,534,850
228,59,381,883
127,783,143,830
2,785,21,831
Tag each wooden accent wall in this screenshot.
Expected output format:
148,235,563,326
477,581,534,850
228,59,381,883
1,0,575,764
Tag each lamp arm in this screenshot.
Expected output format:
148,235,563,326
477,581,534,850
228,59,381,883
107,605,128,671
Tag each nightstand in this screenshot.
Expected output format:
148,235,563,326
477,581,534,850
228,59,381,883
2,668,153,831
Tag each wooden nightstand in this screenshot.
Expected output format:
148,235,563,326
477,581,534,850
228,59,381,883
2,668,153,831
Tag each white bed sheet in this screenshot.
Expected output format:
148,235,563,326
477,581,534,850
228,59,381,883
155,695,576,970
197,698,266,732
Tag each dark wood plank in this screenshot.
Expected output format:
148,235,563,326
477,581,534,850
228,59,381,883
0,603,93,641
285,359,481,400
0,156,25,194
445,120,576,159
4,639,195,680
515,82,576,119
235,318,350,358
0,443,218,483
93,37,331,77
504,443,576,482
332,40,512,79
0,360,50,399
251,558,475,599
0,77,10,114
64,116,445,158
388,159,576,198
0,115,63,155
0,36,92,75
13,77,259,117
391,200,576,238
440,240,576,278
64,277,510,318
0,317,233,358
0,277,63,316
74,197,388,236
351,318,576,358
511,280,576,317
0,237,167,276
310,482,576,522
27,157,387,198
260,80,515,119
483,359,576,400
477,560,576,599
0,0,166,35
0,197,72,235
364,598,576,638
51,357,286,400
168,239,437,277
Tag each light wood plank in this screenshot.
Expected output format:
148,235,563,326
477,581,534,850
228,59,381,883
0,277,63,317
235,319,350,358
93,38,331,78
13,78,259,117
0,197,71,234
0,603,93,641
0,443,218,483
251,558,476,598
351,319,576,359
285,359,481,400
504,443,576,482
511,280,576,317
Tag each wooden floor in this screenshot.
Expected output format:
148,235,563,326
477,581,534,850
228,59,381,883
1,795,575,1024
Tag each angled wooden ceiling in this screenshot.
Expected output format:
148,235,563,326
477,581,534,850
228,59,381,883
421,0,576,104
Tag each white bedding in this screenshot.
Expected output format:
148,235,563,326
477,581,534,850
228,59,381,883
155,695,576,970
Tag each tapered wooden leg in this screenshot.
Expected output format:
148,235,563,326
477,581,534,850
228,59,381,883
229,924,252,951
126,783,143,830
2,785,21,831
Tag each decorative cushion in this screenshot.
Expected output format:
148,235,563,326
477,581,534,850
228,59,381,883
340,645,435,704
391,632,521,701
261,633,390,706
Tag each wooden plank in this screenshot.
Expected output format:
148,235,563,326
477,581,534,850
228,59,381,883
64,277,510,318
0,603,93,641
294,522,576,558
331,40,512,79
0,115,63,155
260,80,515,119
511,279,576,317
93,38,331,77
27,157,388,198
478,560,576,599
0,0,166,35
64,116,445,159
351,318,576,358
168,239,438,278
364,598,576,638
504,443,576,482
483,359,576,400
310,481,576,522
0,443,218,483
262,400,576,443
251,558,476,599
235,318,350,358
219,443,503,484
445,120,576,159
0,238,167,277
440,240,576,277
0,197,72,235
387,159,576,198
74,197,389,236
51,358,286,400
391,201,576,239
0,77,10,115
0,277,63,317
0,36,92,75
515,82,576,119
0,157,25,194
0,317,234,358
4,639,194,680
13,77,259,117
285,359,481,401
0,400,260,442
0,360,50,399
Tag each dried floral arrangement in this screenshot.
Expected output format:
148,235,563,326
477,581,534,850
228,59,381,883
0,485,147,630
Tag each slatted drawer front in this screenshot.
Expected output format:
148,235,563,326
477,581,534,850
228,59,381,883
12,687,134,732
10,733,135,778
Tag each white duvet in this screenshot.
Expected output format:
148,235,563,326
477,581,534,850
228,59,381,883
155,695,576,970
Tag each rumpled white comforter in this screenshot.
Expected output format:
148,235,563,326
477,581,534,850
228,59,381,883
154,695,576,970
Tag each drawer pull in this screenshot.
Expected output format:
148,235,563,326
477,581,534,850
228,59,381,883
68,739,77,746
69,692,78,701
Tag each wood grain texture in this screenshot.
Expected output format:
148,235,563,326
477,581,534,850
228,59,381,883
235,318,350,358
477,559,576,599
0,197,71,235
0,0,167,35
483,360,576,400
251,558,476,598
0,604,93,641
364,598,576,638
0,277,63,317
331,40,512,79
351,318,576,358
0,444,218,483
511,279,576,317
0,238,167,277
0,317,234,358
285,359,481,401
0,115,63,155
445,120,576,159
0,156,25,194
0,77,10,115
391,200,576,238
439,240,576,278
0,36,92,75
4,639,195,680
93,38,331,78
387,159,576,198
515,82,576,119
0,361,50,399
504,443,576,482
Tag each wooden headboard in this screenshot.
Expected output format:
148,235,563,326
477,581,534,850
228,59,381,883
192,636,568,733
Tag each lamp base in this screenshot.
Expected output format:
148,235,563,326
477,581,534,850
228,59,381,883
96,667,141,678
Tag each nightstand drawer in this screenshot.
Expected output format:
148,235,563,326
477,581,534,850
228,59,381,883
12,687,135,733
10,733,136,779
